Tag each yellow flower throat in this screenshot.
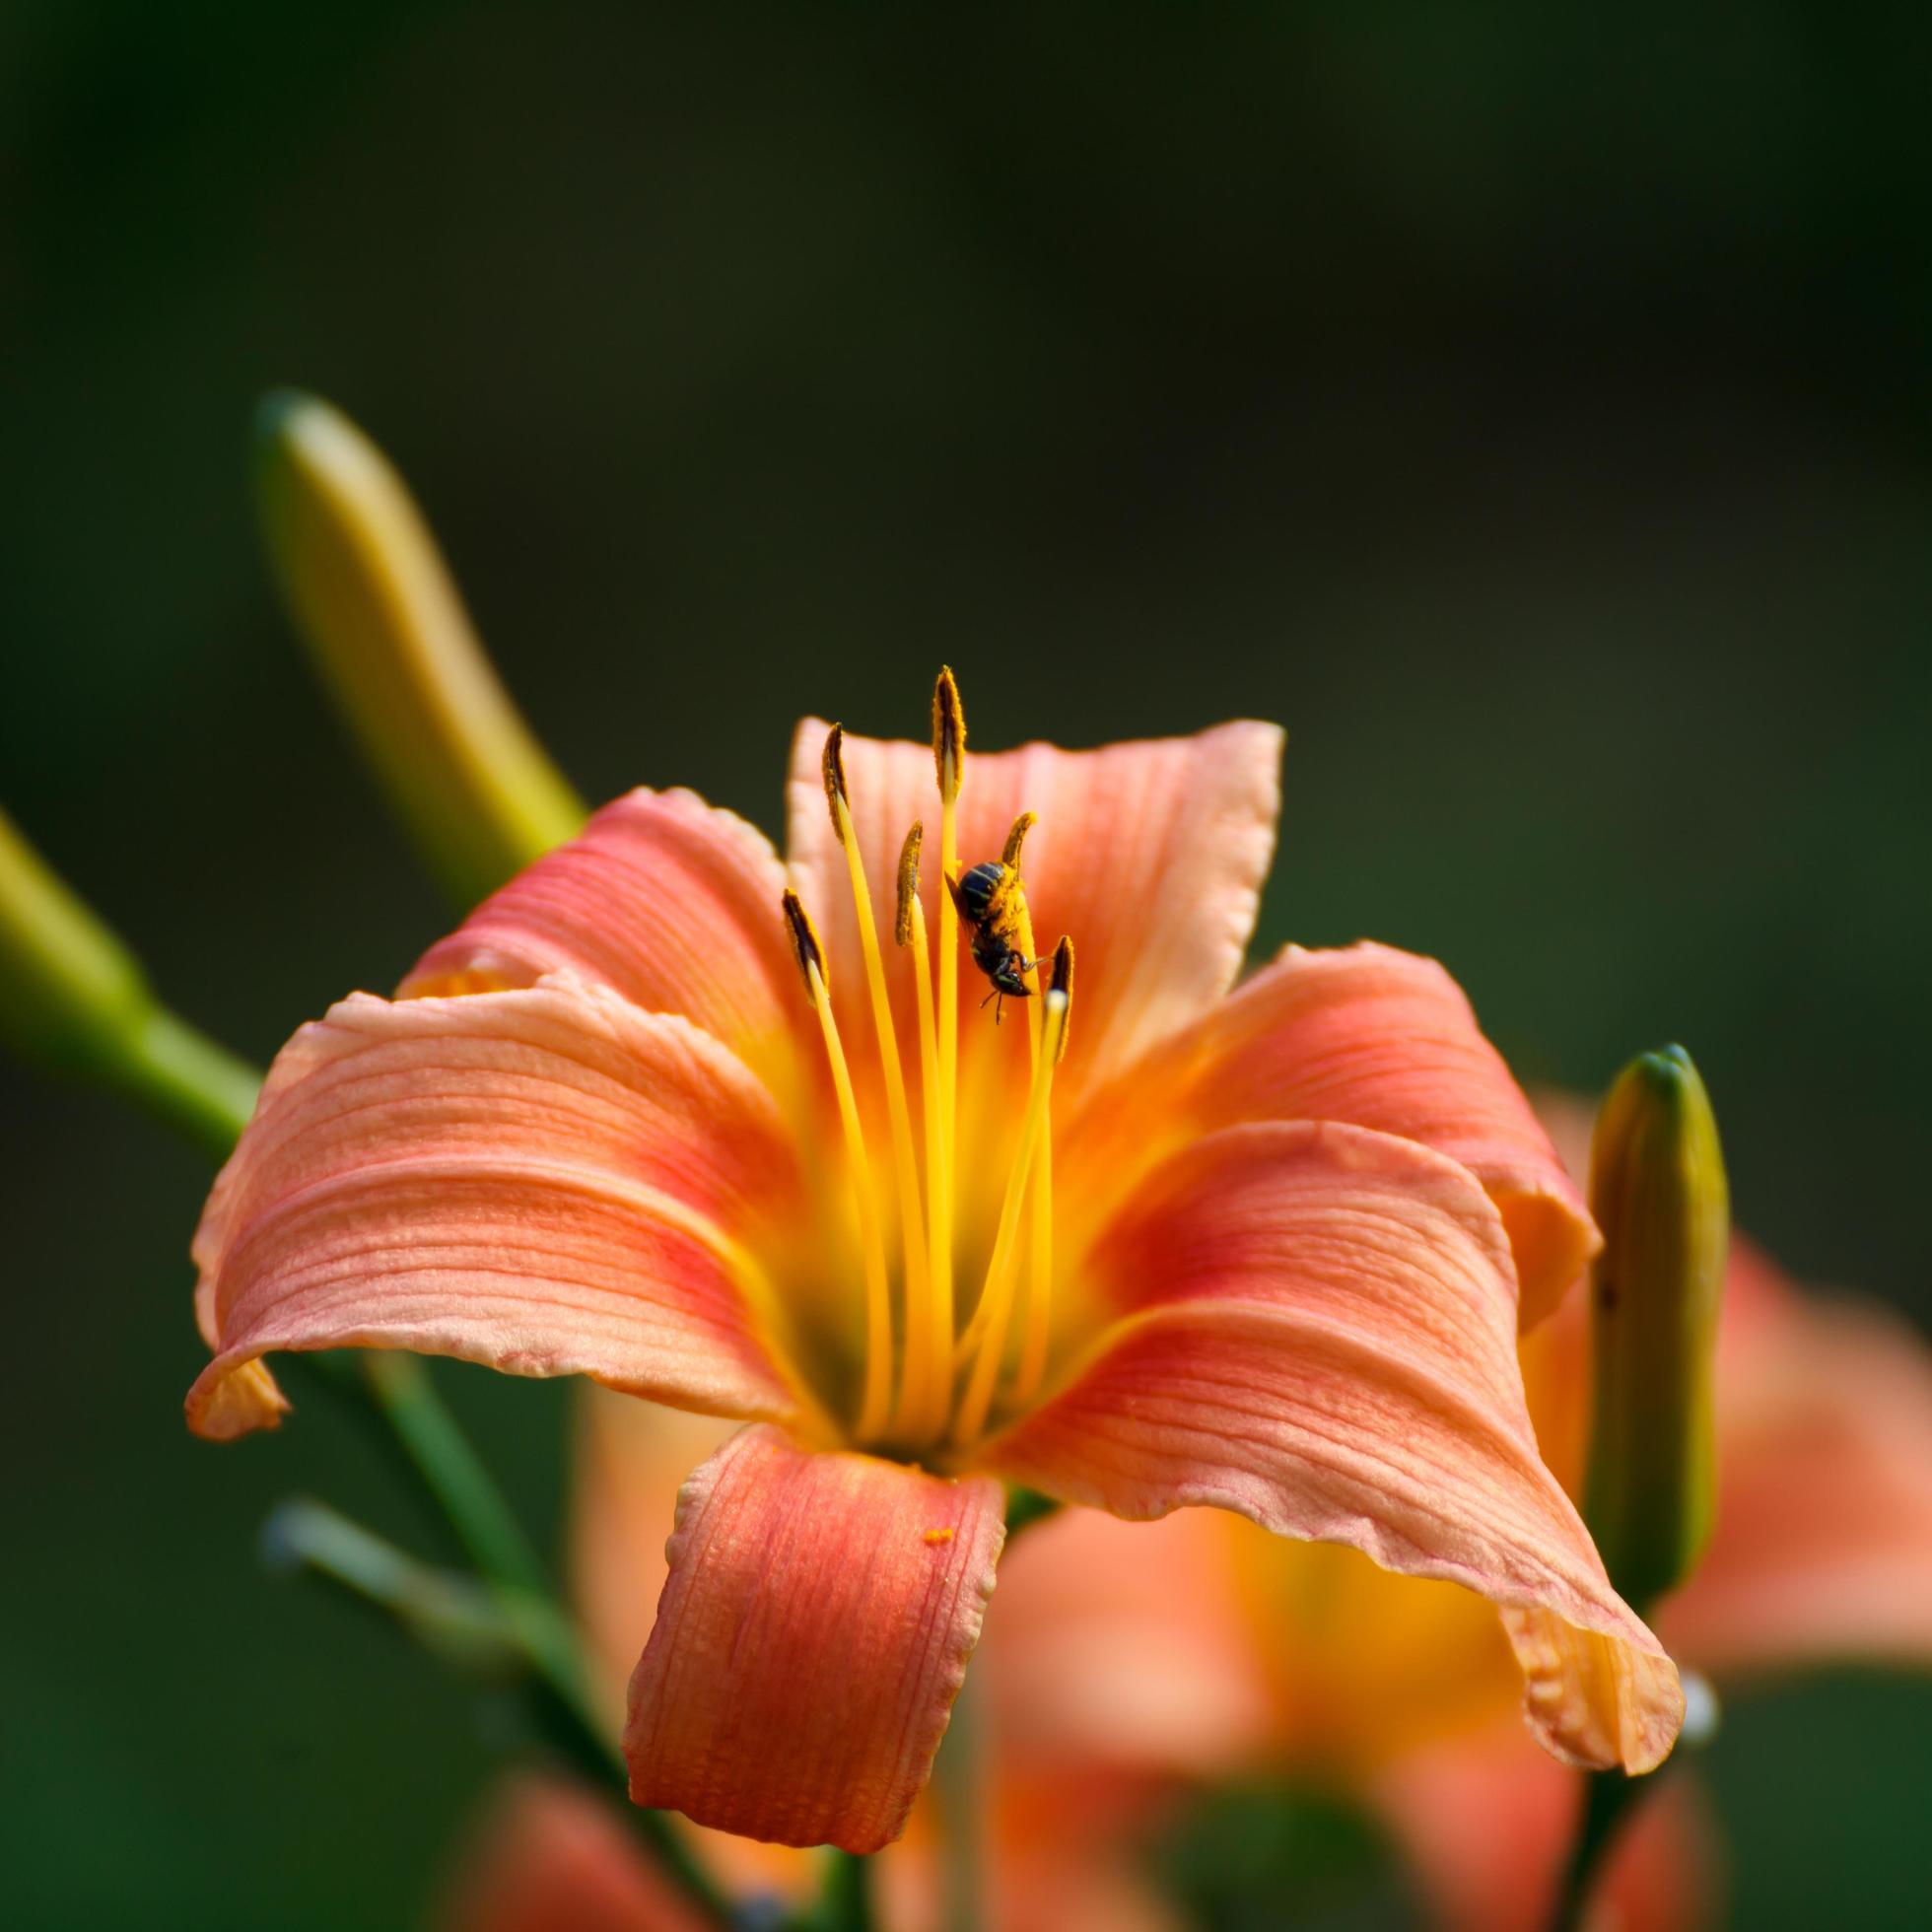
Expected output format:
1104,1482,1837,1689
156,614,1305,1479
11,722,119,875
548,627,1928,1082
780,670,1073,1458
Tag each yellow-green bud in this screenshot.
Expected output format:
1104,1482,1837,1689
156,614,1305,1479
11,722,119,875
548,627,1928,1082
254,390,586,908
1581,1045,1729,1612
0,805,258,1155
0,805,149,1079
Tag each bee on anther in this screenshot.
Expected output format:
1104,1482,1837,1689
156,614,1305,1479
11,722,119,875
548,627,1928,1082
946,860,1040,1024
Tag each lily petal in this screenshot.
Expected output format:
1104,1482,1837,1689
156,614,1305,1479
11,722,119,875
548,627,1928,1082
403,788,804,1075
188,977,806,1438
624,1424,1004,1852
785,719,1282,1109
1065,942,1595,1328
987,1122,1683,1773
570,1392,819,1903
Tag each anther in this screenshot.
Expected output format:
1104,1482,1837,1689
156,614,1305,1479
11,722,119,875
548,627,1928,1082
1049,935,1074,1061
821,723,851,842
932,667,965,800
781,889,828,1003
895,822,923,948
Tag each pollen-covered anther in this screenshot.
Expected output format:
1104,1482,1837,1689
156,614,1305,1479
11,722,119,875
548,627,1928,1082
932,666,966,800
780,889,829,1004
821,724,851,842
1001,810,1036,868
895,822,924,948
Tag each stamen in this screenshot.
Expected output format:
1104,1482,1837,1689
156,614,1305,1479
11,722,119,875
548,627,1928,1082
895,823,952,1443
948,832,1044,1366
781,884,828,994
893,822,923,950
1013,935,1073,1403
952,967,1072,1449
932,668,965,1402
822,727,934,1431
993,811,1057,1414
1049,934,1075,1060
782,890,893,1441
932,665,967,793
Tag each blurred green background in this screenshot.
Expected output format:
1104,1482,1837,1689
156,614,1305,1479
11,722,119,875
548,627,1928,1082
3,4,1929,1925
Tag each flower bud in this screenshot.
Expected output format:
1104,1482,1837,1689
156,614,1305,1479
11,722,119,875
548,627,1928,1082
254,390,586,907
0,805,257,1155
1581,1045,1729,1612
0,804,147,1078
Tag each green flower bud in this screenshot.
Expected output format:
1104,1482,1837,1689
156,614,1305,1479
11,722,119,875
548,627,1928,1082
0,804,148,1078
1582,1045,1729,1613
254,390,586,907
0,805,258,1156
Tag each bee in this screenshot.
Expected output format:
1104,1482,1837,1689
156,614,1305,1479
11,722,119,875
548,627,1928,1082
946,859,1041,1024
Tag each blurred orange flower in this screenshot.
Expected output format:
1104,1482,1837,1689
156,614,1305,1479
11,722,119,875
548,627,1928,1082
997,1110,1932,1931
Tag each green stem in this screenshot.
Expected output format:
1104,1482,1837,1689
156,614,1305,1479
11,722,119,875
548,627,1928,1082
793,1850,875,1932
504,1600,734,1923
113,1006,261,1158
1001,1484,1062,1542
1549,1769,1646,1932
359,1353,548,1597
262,1496,524,1670
267,1497,733,1925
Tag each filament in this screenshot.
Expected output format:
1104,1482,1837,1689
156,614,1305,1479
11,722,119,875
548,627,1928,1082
999,813,1058,1409
897,826,952,1445
953,981,1070,1449
933,668,963,1375
824,727,932,1431
783,890,893,1441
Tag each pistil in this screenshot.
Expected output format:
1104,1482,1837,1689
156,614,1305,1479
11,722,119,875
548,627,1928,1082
952,937,1074,1449
783,889,894,1441
823,727,933,1432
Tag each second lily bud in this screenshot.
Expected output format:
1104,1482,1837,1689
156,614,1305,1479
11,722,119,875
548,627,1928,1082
1582,1044,1730,1614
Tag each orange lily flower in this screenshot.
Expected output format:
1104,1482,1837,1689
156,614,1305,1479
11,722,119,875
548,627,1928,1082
188,676,1682,1850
